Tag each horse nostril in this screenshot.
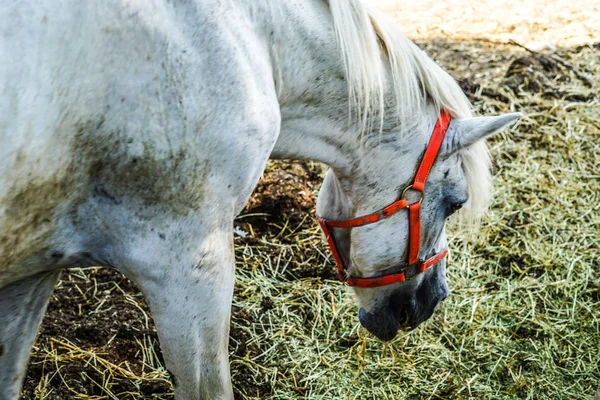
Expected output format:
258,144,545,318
397,307,410,327
388,295,411,326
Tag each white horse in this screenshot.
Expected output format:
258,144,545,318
0,0,520,398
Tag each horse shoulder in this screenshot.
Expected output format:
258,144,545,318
0,0,281,285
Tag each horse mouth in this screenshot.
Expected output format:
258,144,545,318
358,289,447,341
359,305,436,340
358,307,408,341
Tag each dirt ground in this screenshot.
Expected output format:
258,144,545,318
20,1,599,399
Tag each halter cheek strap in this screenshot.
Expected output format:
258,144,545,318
318,110,452,288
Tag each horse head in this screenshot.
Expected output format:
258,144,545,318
316,111,520,340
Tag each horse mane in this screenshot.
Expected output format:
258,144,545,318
328,0,492,219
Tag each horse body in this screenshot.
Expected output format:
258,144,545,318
2,0,284,275
2,1,282,397
1,0,519,398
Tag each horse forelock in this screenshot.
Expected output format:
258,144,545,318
327,0,491,220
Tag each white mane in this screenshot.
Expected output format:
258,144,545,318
328,0,492,218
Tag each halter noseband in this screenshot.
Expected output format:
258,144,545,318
317,111,452,288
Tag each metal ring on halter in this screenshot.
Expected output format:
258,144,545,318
401,184,424,205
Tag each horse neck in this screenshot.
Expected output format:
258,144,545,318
261,1,428,179
263,0,362,174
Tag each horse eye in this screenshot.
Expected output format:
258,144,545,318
447,202,464,217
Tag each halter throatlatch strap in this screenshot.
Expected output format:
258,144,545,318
318,110,452,288
408,202,421,266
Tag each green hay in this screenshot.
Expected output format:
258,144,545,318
231,40,600,399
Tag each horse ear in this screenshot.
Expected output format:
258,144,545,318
441,113,522,155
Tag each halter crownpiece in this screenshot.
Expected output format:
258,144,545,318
318,110,452,288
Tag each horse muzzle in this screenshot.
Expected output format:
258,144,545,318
358,272,449,341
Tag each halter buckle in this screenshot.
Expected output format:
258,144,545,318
401,184,424,206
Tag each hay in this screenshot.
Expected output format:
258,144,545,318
23,1,599,399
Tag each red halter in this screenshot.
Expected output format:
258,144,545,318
318,111,452,288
